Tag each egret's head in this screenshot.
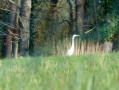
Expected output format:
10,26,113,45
73,34,80,38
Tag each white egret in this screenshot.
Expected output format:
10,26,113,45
66,34,80,56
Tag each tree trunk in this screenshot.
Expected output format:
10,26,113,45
3,0,17,58
75,0,85,35
19,0,31,56
67,0,75,34
12,0,21,59
94,0,98,24
5,28,13,58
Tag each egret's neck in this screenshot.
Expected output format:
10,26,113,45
71,37,75,48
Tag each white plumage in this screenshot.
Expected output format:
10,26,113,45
66,34,80,56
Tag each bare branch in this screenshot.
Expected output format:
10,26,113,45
0,21,17,30
8,0,20,8
85,26,98,34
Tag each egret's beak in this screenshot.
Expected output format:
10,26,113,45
78,35,80,36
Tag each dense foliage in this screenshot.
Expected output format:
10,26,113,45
0,0,119,57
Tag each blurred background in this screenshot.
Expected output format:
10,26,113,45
0,0,119,58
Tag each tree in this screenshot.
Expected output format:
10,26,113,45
19,0,31,56
46,0,59,36
67,0,75,34
12,0,21,59
75,0,85,35
3,0,17,58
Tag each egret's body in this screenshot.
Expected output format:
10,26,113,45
66,34,80,56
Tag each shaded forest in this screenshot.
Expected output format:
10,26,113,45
0,0,119,59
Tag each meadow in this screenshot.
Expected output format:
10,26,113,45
0,53,119,90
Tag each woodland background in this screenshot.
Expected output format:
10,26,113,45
0,0,119,59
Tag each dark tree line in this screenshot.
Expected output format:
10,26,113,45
0,0,119,58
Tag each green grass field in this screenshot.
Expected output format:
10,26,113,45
0,53,119,90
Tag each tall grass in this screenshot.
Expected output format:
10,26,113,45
52,37,112,56
0,53,119,90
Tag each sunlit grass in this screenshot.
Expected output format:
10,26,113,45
0,53,119,90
